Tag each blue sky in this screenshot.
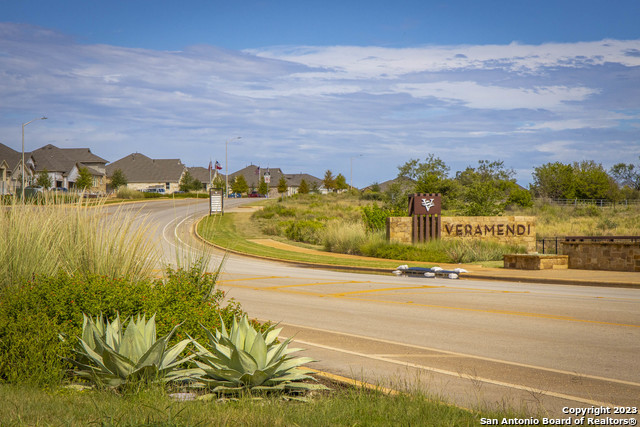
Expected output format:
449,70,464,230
1,1,639,187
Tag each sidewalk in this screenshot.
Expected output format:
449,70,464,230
247,238,640,289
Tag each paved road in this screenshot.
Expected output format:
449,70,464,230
119,198,640,417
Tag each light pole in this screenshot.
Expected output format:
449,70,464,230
22,116,47,199
225,136,241,198
350,154,363,190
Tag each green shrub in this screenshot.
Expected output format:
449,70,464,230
361,204,405,232
0,266,244,387
284,220,324,244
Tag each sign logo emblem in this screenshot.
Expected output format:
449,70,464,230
421,198,435,211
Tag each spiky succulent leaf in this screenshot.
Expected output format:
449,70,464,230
192,314,321,393
68,312,192,388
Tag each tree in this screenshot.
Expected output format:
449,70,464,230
36,169,51,189
335,174,348,191
572,161,612,200
179,171,196,192
110,168,128,190
298,179,309,194
258,176,269,196
76,167,93,190
231,175,248,195
322,170,335,192
454,160,516,216
277,176,287,194
397,154,455,207
531,162,576,199
610,158,640,190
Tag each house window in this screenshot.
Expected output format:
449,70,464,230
165,182,170,190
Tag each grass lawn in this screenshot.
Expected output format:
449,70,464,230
0,383,521,426
197,212,437,270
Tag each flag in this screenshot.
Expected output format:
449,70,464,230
215,161,222,170
255,167,260,175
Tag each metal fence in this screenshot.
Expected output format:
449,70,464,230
536,237,563,254
546,199,640,207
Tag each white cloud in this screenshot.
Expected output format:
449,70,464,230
392,81,598,110
1,23,639,187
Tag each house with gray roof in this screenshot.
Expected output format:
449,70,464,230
186,166,223,191
106,153,186,194
29,144,108,192
228,164,324,196
0,142,36,195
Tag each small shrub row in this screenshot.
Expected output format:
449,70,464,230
0,265,244,386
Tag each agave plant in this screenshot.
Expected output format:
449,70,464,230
68,313,195,388
191,314,327,394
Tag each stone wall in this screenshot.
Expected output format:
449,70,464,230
561,241,640,272
387,216,536,252
504,254,568,270
386,217,412,244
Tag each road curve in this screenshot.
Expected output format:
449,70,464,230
120,199,640,417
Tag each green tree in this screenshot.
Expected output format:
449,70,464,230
212,174,225,190
110,168,128,190
335,173,348,191
258,176,269,196
36,169,52,189
179,171,196,192
298,179,309,194
231,175,248,195
322,170,335,192
277,176,287,194
398,154,456,207
531,162,576,199
454,160,516,216
573,161,613,200
76,167,93,190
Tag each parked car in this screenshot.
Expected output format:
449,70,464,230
249,191,264,198
228,193,241,198
51,187,68,193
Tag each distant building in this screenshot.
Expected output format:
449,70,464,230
228,164,324,196
106,153,186,193
29,144,108,192
0,142,35,194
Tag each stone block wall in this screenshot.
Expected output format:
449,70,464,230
386,217,412,244
561,241,640,272
387,216,536,252
504,254,568,270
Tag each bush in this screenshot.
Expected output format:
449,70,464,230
0,265,244,387
323,221,371,255
116,187,144,199
284,220,324,244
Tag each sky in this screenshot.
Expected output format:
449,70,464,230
1,1,639,188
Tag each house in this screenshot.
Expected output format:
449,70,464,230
186,166,221,191
106,153,186,194
0,143,36,195
362,176,416,193
29,144,108,192
227,164,324,196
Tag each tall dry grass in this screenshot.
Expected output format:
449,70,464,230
0,195,160,288
510,202,640,237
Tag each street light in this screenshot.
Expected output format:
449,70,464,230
350,154,363,190
22,116,47,199
225,136,241,198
